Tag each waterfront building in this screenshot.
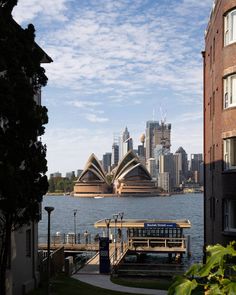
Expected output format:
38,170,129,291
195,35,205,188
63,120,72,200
137,144,145,157
159,154,175,191
102,152,112,173
175,147,188,182
119,127,133,159
173,153,183,188
203,0,236,245
190,154,203,184
74,154,111,195
0,14,52,294
158,172,170,192
123,137,133,156
113,150,160,195
146,158,157,179
77,169,83,178
52,171,62,178
145,120,171,160
65,171,75,179
111,142,119,168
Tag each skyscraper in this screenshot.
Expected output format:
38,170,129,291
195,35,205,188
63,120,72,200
102,152,112,173
145,120,171,160
190,154,203,183
175,147,188,182
112,142,119,168
119,126,133,159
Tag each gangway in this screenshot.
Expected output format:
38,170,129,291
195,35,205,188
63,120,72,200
78,242,128,274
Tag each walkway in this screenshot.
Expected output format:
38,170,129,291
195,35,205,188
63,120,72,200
72,273,168,295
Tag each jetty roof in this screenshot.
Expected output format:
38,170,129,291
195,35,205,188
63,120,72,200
94,219,191,229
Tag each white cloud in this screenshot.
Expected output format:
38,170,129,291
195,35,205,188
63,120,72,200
13,0,68,23
37,0,210,107
85,114,109,123
68,100,102,108
173,112,203,123
13,0,211,170
43,128,112,174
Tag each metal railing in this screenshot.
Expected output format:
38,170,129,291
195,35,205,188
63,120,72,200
39,233,100,246
128,236,187,250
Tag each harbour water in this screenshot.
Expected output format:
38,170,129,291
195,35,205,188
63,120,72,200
39,193,203,262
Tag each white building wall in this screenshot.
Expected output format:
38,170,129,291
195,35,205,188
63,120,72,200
9,223,39,295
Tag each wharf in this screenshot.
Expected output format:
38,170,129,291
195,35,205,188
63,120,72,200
38,243,99,253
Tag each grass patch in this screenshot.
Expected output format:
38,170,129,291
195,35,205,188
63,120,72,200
28,274,142,295
111,276,172,290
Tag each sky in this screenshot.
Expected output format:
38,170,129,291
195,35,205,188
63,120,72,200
13,0,213,175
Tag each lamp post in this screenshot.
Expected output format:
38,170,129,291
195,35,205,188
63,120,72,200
73,209,77,244
105,218,111,238
44,206,54,295
113,214,118,261
118,212,124,253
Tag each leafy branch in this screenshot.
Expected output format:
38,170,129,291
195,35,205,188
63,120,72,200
168,242,236,295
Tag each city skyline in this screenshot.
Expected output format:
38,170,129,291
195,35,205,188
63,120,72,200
13,0,213,174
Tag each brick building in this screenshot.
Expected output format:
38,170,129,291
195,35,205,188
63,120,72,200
203,0,236,246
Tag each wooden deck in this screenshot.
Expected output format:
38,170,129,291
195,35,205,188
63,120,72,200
38,243,99,252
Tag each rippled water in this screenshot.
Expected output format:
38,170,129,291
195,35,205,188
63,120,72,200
39,193,203,262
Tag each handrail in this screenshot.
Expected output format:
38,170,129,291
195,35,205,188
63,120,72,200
128,236,187,249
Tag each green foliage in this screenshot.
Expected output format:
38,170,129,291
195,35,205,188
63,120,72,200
48,176,76,193
168,242,236,295
105,174,113,185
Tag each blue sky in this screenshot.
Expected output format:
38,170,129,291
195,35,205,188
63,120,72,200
13,0,213,175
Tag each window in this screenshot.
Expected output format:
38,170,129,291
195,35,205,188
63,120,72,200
26,229,31,257
224,9,236,46
224,74,236,109
224,199,236,232
223,137,236,170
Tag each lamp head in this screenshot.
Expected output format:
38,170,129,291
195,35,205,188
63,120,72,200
44,206,54,213
105,218,111,226
118,212,124,219
113,214,118,221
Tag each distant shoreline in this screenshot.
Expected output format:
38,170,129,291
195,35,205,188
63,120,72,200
45,191,203,198
45,192,172,198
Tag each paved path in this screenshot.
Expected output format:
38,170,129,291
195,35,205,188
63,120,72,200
72,274,168,295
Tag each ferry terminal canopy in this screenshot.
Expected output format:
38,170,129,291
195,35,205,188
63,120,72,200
94,219,191,229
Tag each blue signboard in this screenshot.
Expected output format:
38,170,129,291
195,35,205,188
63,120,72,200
144,222,177,228
99,237,110,273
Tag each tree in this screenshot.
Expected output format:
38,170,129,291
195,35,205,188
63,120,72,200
0,1,49,294
168,242,236,295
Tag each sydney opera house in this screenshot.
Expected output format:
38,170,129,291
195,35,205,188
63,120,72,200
74,154,111,195
74,151,160,196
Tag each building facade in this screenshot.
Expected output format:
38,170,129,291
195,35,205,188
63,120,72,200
145,120,171,160
204,0,236,245
119,127,133,159
102,152,112,173
190,154,203,184
175,147,188,182
111,142,119,168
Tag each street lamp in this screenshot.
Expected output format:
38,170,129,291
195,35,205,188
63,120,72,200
73,209,77,244
118,212,124,253
113,214,118,261
105,218,111,238
44,206,54,295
